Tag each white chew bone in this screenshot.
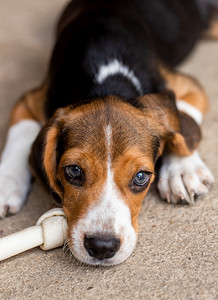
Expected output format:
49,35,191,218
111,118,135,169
0,208,68,261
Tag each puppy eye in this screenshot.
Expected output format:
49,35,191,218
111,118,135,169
66,165,81,178
133,171,149,186
129,171,151,194
64,165,84,187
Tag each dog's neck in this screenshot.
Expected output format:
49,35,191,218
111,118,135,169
95,59,143,95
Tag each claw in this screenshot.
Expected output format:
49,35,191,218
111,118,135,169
166,193,171,203
202,180,212,189
4,205,10,217
194,193,203,200
157,152,213,206
188,190,195,205
178,191,185,201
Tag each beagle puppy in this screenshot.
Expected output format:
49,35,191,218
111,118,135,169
0,0,217,266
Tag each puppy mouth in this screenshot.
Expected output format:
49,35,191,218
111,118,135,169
69,244,135,267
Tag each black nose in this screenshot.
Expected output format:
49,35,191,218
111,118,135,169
84,236,120,260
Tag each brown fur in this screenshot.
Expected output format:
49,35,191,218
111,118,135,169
160,66,209,114
31,93,202,237
43,126,60,191
37,98,158,231
9,66,208,245
6,13,212,247
10,84,47,126
138,92,195,156
179,112,202,151
2,0,216,263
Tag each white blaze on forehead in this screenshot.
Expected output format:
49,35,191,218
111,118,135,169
70,124,137,265
101,124,131,235
85,124,132,236
105,124,112,151
96,59,143,94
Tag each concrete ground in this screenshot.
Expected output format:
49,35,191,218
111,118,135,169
0,1,217,299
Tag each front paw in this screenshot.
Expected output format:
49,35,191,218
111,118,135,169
0,171,30,218
157,152,214,204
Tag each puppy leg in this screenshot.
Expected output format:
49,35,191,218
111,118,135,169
158,151,214,204
158,69,214,204
0,87,46,217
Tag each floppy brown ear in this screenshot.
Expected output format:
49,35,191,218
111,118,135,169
165,111,202,156
29,108,66,205
138,90,201,156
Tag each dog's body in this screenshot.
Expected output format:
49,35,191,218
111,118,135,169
0,0,217,265
44,0,212,117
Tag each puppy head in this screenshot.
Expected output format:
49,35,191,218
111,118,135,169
30,93,192,266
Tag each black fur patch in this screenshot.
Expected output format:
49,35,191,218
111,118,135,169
44,0,209,118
